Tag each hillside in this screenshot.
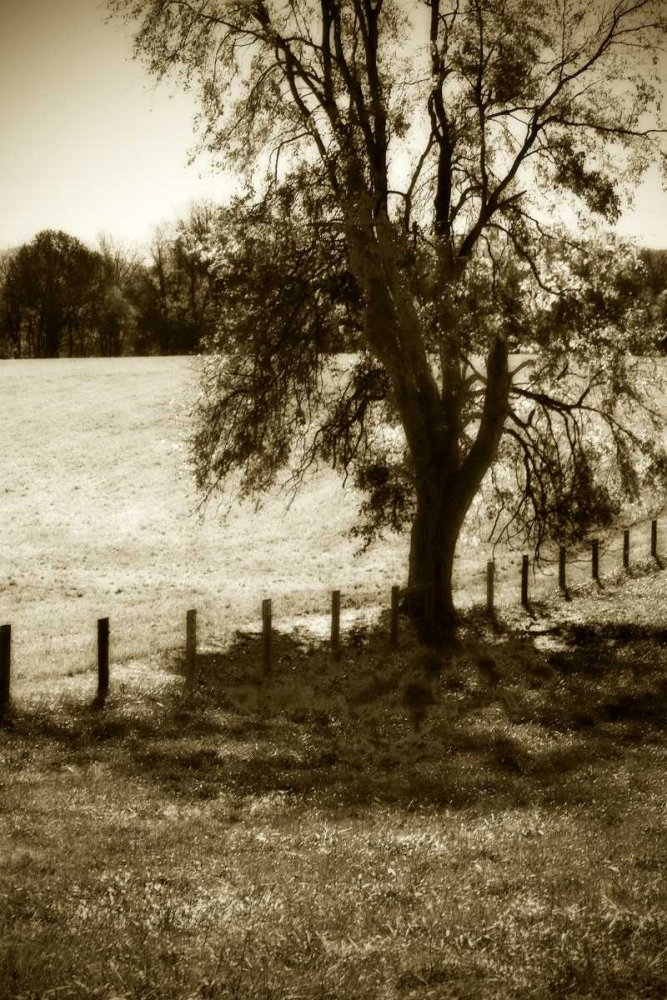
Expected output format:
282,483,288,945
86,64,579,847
1,356,664,697
1,357,408,694
1,537,667,998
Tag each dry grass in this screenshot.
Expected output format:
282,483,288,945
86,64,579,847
1,357,408,697
2,357,667,998
1,569,667,999
3,357,664,703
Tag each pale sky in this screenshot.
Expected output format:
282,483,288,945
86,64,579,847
0,0,236,252
1,0,667,253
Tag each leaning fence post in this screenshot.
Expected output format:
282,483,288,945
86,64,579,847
390,585,400,648
558,546,567,592
592,539,600,582
94,617,109,708
331,590,341,661
486,561,495,615
651,520,658,560
0,625,11,721
262,599,272,674
521,555,529,608
623,529,630,571
186,609,197,689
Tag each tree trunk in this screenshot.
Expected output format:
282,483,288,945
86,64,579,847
405,336,511,646
44,316,60,358
407,484,462,645
406,454,495,645
345,205,510,646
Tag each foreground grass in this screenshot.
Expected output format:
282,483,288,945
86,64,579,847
1,572,666,999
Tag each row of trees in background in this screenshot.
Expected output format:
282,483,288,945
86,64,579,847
0,203,221,358
4,215,667,361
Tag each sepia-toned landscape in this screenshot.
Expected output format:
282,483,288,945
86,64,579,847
4,0,667,996
1,356,667,999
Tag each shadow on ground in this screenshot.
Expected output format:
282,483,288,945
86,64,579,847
3,608,667,815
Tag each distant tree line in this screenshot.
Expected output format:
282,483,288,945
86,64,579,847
2,206,667,361
567,245,667,356
640,249,667,353
0,203,221,358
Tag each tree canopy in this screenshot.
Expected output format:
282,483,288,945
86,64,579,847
0,207,222,359
1,231,100,358
135,203,222,355
108,0,667,644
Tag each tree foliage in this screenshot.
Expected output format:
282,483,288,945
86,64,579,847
0,231,100,358
108,0,667,643
133,203,221,355
0,206,221,358
0,230,144,358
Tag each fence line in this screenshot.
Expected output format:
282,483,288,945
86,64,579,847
390,585,400,650
186,609,197,689
0,519,662,716
521,555,530,608
331,590,341,662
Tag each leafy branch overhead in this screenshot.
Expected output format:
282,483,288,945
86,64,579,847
109,0,667,643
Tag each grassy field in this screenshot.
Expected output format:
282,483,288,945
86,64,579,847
1,570,666,999
2,356,664,701
1,357,409,698
1,357,667,998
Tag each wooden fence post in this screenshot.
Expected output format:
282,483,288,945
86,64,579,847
558,546,567,592
94,617,109,708
486,561,495,615
623,529,630,571
186,609,197,689
651,520,658,560
0,625,10,721
390,585,400,648
331,590,341,661
592,539,600,582
521,555,529,608
262,599,272,674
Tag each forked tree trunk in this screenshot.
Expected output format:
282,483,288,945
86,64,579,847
404,339,512,646
346,211,510,646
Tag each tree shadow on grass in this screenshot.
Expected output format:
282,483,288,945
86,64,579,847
3,612,667,816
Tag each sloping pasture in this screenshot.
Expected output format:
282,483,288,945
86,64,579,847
1,355,665,699
0,357,408,696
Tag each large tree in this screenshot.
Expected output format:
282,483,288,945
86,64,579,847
134,204,221,354
109,0,667,644
91,234,143,356
1,230,102,358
